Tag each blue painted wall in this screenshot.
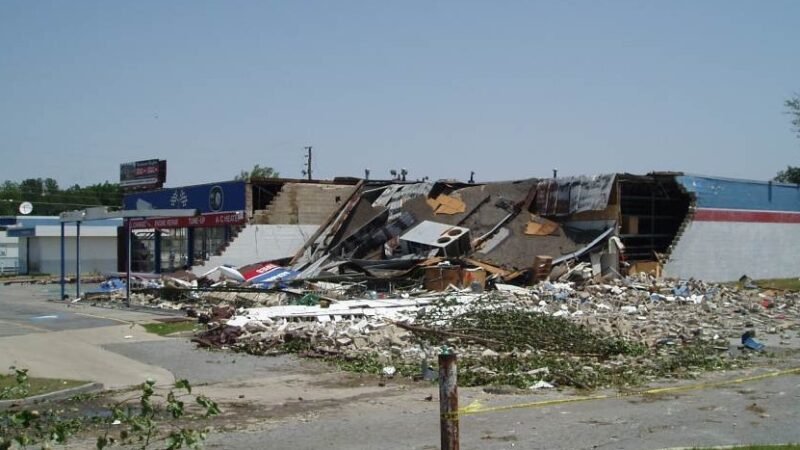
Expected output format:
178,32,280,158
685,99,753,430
123,181,246,214
677,175,800,212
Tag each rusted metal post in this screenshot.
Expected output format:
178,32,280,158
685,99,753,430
439,350,459,450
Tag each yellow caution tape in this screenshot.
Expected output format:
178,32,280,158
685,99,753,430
445,367,800,418
461,399,485,413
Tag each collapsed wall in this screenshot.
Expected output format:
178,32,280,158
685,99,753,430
663,175,800,282
617,174,691,263
251,182,357,225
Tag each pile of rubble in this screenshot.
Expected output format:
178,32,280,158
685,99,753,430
499,275,799,346
193,275,799,389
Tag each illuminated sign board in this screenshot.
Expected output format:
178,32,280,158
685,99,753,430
120,159,167,190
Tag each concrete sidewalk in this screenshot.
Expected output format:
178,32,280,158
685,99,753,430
0,323,175,388
0,284,180,388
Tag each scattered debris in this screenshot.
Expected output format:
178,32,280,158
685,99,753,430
741,330,765,351
187,272,798,389
69,178,800,392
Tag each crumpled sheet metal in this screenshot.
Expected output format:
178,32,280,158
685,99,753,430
534,174,616,216
372,182,435,221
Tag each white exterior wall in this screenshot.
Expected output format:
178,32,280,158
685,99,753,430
663,220,800,282
27,236,117,275
0,231,20,274
192,224,318,274
18,237,28,274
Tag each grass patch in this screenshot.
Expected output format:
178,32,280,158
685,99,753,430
0,374,86,400
0,273,50,279
755,278,800,291
142,321,198,336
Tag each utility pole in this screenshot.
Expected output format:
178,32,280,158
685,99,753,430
304,146,313,180
439,350,459,450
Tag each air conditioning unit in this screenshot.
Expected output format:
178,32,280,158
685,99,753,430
399,221,472,257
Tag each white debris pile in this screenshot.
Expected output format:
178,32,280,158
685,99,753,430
490,275,799,347
194,275,800,364
194,293,482,357
231,319,431,361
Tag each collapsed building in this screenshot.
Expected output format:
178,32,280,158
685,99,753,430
119,172,800,283
110,173,800,391
120,178,359,274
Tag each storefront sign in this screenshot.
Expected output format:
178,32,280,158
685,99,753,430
129,211,246,229
123,181,246,214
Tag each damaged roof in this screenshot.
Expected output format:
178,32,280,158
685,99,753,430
322,178,595,271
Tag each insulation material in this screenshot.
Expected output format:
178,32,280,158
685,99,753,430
427,194,467,215
525,216,560,236
464,258,511,278
629,260,662,278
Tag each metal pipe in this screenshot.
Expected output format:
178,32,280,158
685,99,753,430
60,222,65,300
75,221,81,299
439,351,459,450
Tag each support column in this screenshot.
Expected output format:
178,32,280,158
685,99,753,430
126,219,132,307
186,227,195,268
154,229,162,274
60,222,65,300
75,221,81,299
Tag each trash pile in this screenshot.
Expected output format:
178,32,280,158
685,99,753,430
192,274,800,389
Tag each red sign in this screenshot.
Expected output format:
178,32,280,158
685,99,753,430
242,263,279,281
130,211,246,229
120,159,167,190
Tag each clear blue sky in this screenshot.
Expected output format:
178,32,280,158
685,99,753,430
1,0,799,187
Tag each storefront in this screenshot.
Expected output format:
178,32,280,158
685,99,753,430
122,181,247,273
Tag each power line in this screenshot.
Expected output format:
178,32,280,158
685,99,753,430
0,193,123,201
0,199,116,207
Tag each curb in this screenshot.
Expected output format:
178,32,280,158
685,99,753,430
47,298,186,317
658,446,798,450
0,382,104,410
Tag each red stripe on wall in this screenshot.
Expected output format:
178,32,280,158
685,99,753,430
693,209,800,223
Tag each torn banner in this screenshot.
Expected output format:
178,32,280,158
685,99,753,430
244,263,300,288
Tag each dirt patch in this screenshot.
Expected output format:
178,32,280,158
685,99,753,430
628,392,682,404
215,388,412,426
481,433,518,442
309,371,420,389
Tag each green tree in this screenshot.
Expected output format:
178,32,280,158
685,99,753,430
19,178,44,198
0,181,20,215
775,94,800,184
787,94,800,139
0,178,122,216
775,166,800,184
1,369,219,450
234,164,280,181
43,178,59,195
